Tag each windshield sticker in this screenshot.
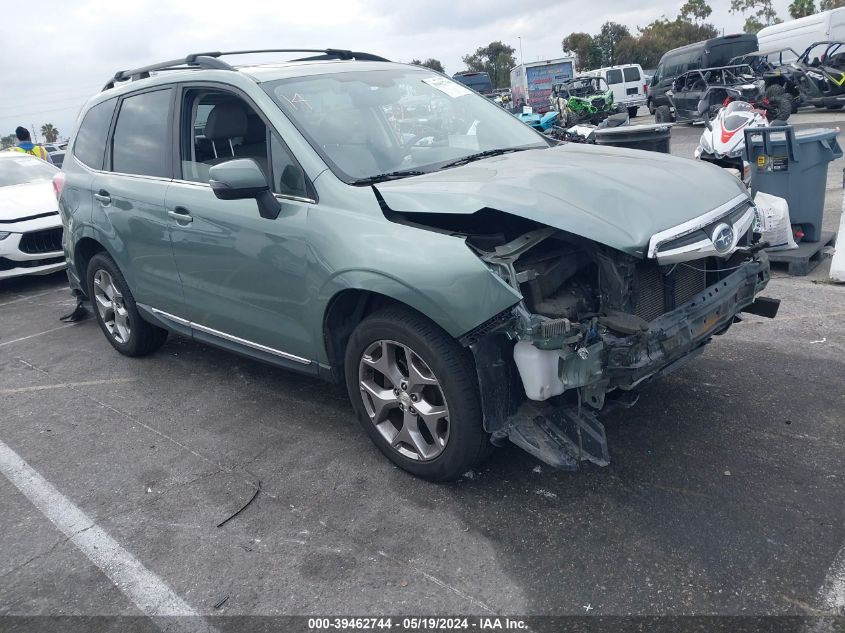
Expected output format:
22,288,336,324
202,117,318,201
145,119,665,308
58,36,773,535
422,77,472,98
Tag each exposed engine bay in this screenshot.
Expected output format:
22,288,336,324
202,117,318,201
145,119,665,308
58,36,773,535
383,204,779,471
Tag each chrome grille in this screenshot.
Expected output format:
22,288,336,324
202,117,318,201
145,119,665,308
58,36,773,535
634,260,707,322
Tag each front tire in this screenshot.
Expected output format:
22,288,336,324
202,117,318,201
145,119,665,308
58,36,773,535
655,105,672,123
87,253,167,357
344,306,491,482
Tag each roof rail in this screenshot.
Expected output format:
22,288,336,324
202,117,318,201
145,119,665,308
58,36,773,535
103,49,390,91
103,55,233,90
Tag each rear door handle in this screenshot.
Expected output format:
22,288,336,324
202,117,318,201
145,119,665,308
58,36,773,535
93,190,111,206
167,207,193,224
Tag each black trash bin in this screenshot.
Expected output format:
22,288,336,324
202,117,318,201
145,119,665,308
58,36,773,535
593,123,672,153
744,126,842,242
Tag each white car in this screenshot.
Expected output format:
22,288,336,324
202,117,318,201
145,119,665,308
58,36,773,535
0,152,65,280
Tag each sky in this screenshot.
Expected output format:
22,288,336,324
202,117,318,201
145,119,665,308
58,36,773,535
0,0,794,142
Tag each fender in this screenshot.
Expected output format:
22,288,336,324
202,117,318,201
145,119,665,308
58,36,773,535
315,266,520,365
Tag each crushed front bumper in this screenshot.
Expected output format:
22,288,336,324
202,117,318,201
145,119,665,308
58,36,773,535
602,252,771,390
473,252,776,470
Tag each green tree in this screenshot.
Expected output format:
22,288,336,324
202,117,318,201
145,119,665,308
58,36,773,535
410,58,446,74
40,124,59,143
621,17,718,68
820,0,845,10
562,32,598,70
461,41,517,89
562,0,717,70
595,21,631,66
730,0,781,33
680,0,713,22
1,134,17,149
789,0,816,17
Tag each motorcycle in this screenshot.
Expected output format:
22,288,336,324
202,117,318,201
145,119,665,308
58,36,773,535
694,97,778,183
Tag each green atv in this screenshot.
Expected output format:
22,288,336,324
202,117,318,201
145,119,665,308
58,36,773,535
551,77,616,126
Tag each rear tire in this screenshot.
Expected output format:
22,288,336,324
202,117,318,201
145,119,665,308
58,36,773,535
647,99,655,115
655,105,672,123
87,253,167,357
344,305,491,482
765,85,792,121
627,106,639,118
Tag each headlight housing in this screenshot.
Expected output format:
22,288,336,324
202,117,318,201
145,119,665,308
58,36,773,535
0,232,11,240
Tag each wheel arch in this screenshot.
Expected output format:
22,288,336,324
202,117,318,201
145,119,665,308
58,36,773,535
72,235,110,297
319,269,517,382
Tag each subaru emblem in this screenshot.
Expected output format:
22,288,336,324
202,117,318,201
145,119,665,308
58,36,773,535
712,223,734,254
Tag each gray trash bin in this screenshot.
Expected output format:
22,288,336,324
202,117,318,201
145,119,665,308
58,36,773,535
744,126,842,242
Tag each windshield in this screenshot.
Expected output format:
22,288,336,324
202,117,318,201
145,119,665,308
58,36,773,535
560,77,606,96
0,154,57,187
263,68,547,183
723,100,755,131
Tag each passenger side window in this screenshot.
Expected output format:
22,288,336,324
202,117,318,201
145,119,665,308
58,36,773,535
73,98,117,170
112,89,172,178
180,89,268,185
606,69,623,85
652,66,663,84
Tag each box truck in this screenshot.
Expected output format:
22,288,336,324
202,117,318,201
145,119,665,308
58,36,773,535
510,57,576,113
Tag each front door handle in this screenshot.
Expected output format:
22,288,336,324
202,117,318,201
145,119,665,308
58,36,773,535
167,207,193,224
93,190,111,206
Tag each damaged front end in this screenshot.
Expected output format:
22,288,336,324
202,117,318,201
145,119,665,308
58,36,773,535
464,199,778,471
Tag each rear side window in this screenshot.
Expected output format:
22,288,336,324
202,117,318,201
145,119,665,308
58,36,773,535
112,89,172,178
73,98,117,170
623,67,640,82
607,69,623,85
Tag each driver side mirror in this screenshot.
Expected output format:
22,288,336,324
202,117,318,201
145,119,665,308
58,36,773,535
209,159,282,220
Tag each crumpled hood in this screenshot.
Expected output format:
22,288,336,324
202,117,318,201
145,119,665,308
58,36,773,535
375,144,748,256
0,181,58,222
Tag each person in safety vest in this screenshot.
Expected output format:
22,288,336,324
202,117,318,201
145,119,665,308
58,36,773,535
9,127,52,163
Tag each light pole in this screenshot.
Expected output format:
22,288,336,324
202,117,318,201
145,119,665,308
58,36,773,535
518,36,524,67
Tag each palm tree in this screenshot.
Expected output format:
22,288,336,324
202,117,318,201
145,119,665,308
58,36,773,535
40,123,59,143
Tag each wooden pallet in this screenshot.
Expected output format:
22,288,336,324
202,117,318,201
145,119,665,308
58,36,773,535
767,231,836,276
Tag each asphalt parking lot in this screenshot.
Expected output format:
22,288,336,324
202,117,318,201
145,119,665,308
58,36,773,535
1,112,844,626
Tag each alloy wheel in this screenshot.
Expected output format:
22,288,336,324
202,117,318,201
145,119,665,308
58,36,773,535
92,269,131,344
358,340,450,461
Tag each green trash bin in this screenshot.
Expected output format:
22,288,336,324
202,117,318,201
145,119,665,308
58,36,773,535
744,126,843,242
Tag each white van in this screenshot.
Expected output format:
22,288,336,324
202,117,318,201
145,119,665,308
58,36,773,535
582,64,647,117
757,8,845,57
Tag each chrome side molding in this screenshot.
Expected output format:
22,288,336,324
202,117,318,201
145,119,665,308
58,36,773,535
148,307,311,365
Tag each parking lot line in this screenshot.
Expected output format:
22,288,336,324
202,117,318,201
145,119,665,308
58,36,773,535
0,438,213,628
0,323,79,348
0,378,136,396
0,288,66,308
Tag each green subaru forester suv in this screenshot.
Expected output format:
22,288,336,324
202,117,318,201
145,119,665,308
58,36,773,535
56,49,778,481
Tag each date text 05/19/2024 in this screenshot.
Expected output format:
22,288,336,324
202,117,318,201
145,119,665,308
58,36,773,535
307,617,528,630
